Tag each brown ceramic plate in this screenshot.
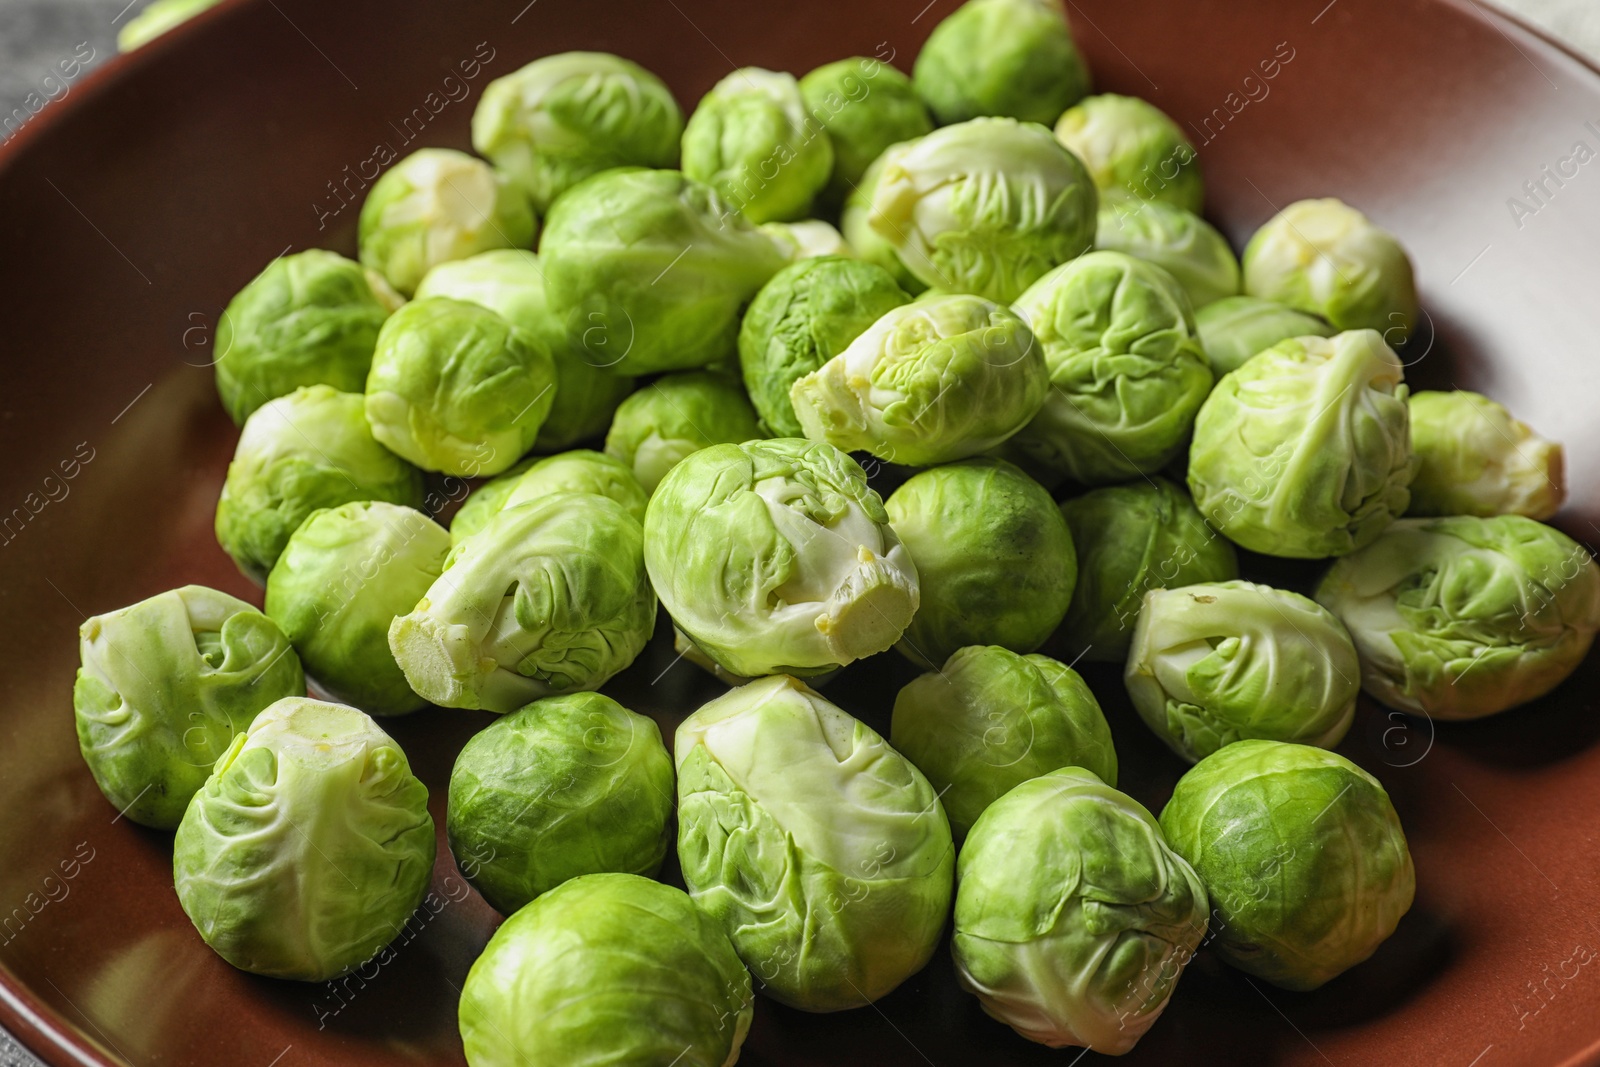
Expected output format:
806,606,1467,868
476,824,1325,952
3,0,1600,1063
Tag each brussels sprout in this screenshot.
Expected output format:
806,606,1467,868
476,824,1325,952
676,675,954,1010
1125,581,1360,763
1188,329,1412,558
1096,199,1239,309
173,698,435,981
604,372,764,493
1315,515,1600,720
1055,94,1202,213
1058,478,1238,663
1160,740,1414,990
364,297,556,477
358,148,536,297
644,438,919,678
390,493,654,712
1009,251,1213,484
458,873,752,1067
762,219,853,261
264,502,448,715
1407,391,1565,520
73,586,303,829
840,151,929,294
790,294,1047,466
1193,295,1335,378
540,167,788,375
1242,198,1419,341
798,57,934,205
213,250,393,426
954,767,1206,1053
891,646,1115,838
117,0,220,50
447,693,673,914
414,250,635,452
471,52,685,213
215,385,425,582
913,0,1090,126
885,460,1075,667
449,449,648,542
681,67,834,224
861,118,1098,302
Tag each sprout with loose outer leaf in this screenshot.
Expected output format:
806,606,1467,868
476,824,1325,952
264,502,449,716
841,151,929,294
1242,198,1419,341
790,293,1047,466
761,219,853,261
1187,329,1413,558
1407,391,1565,520
173,698,436,981
604,372,764,494
389,493,655,712
458,874,752,1067
1315,515,1600,720
1160,740,1415,991
1194,295,1334,378
1009,251,1213,485
676,675,954,1010
1058,477,1238,663
1125,580,1361,762
1055,94,1202,213
954,767,1206,1053
449,449,647,542
912,0,1090,126
644,438,919,678
73,586,304,829
447,692,674,914
1096,199,1239,309
891,645,1115,838
885,459,1075,667
358,148,535,297
799,57,934,206
215,385,425,582
471,51,685,214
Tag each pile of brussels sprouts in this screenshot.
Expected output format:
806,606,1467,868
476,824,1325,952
71,0,1600,1060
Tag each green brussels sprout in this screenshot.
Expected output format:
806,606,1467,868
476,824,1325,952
681,67,834,224
1058,478,1238,663
117,0,220,50
458,873,752,1066
885,459,1075,667
790,294,1047,466
447,692,673,914
841,151,929,294
73,586,304,829
1242,198,1419,341
173,697,435,981
471,52,685,214
213,250,394,426
604,372,764,494
762,219,853,261
540,167,788,375
861,118,1098,302
954,767,1206,1053
1096,199,1239,309
390,493,654,712
891,646,1115,838
1188,329,1413,558
1407,391,1565,520
1125,581,1361,763
1315,515,1600,720
913,0,1090,126
644,438,919,678
364,296,556,477
264,502,449,716
215,385,425,582
1160,740,1415,990
676,675,954,1010
1055,93,1202,213
1009,251,1213,484
1193,295,1335,378
358,148,536,297
415,250,634,452
449,449,648,543
798,57,934,205
739,256,911,437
